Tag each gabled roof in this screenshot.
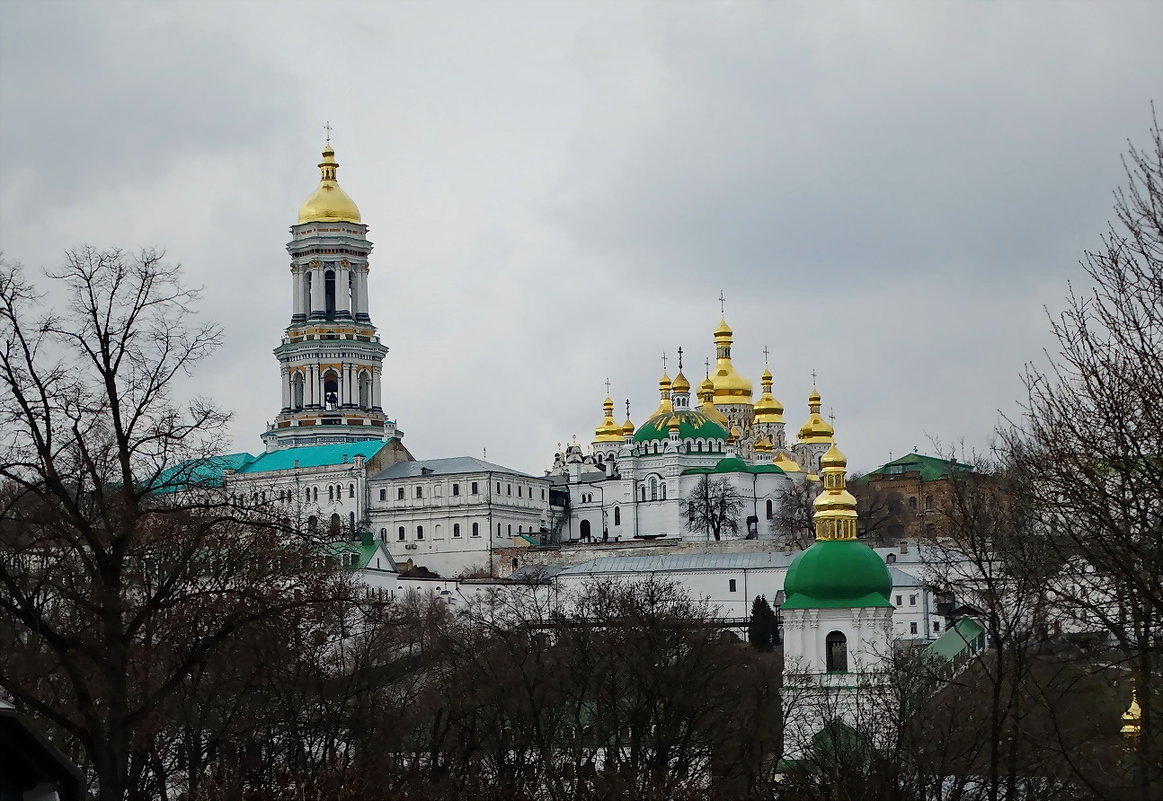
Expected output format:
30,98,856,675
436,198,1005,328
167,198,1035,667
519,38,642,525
319,534,398,572
924,617,987,661
238,440,388,474
371,456,534,481
862,453,975,482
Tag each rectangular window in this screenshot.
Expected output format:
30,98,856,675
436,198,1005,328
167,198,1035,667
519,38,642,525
453,523,461,537
471,482,479,495
729,579,737,592
397,487,405,500
453,483,460,496
507,483,512,496
896,595,902,605
910,622,918,634
415,486,423,498
397,527,405,541
379,488,387,501
434,484,442,497
518,485,523,497
933,621,941,632
909,594,917,606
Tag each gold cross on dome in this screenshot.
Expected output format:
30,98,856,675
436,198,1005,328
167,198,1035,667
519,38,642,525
323,120,333,146
704,357,711,377
762,345,770,365
677,346,684,370
604,377,611,395
829,409,836,425
625,399,631,418
718,290,726,314
811,368,818,385
661,352,668,372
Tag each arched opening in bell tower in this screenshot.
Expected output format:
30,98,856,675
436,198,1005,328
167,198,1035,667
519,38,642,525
324,270,336,318
358,370,371,409
291,373,304,410
323,371,339,410
825,630,848,673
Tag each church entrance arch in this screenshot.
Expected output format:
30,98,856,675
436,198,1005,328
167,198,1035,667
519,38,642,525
825,630,848,673
580,519,591,541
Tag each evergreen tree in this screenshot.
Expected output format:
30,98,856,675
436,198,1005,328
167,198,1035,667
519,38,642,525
748,594,777,650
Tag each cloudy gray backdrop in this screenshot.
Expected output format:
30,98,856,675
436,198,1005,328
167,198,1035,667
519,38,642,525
2,0,1160,474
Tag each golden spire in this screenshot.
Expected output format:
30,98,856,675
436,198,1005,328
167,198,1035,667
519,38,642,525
711,315,753,404
594,395,622,443
1122,680,1142,748
654,370,673,415
812,442,857,541
298,131,362,224
797,382,835,443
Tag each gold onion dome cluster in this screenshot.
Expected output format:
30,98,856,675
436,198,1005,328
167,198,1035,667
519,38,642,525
797,386,834,443
698,377,731,429
298,145,362,224
711,318,753,403
753,367,784,424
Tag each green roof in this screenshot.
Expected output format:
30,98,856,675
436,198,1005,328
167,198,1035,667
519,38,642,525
781,539,893,609
238,440,388,474
861,453,974,482
148,452,257,493
633,410,728,443
319,532,396,572
681,458,785,476
924,617,986,661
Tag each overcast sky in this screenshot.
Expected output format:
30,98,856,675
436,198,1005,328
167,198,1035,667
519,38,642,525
2,0,1160,474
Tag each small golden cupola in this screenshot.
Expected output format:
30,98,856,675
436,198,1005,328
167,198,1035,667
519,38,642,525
654,371,674,416
698,374,731,429
773,450,802,473
812,443,858,541
797,385,835,443
593,396,622,443
711,317,754,404
1122,682,1142,747
753,367,785,425
298,142,362,224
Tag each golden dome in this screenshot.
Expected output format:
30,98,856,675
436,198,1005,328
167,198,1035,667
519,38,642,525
297,145,362,224
594,396,622,443
773,451,802,473
622,416,636,437
671,370,691,394
654,372,674,415
755,436,773,453
813,439,857,541
820,442,846,469
711,317,753,404
753,367,785,425
797,386,835,443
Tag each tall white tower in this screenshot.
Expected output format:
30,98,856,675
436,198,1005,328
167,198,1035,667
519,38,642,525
262,141,396,451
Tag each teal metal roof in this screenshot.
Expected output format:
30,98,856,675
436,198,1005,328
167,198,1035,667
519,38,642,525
924,617,987,661
238,440,387,474
148,452,256,493
319,533,397,572
683,459,785,476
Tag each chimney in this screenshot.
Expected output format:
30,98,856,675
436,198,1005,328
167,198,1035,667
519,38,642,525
900,539,909,554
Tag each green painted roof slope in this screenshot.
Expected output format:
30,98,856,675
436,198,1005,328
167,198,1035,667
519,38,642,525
239,440,388,474
781,539,893,609
320,533,397,572
924,617,986,661
861,453,974,482
633,410,728,443
148,452,256,493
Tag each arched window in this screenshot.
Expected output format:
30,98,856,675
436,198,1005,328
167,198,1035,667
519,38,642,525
303,272,312,315
416,525,424,540
313,487,319,502
909,496,917,512
453,523,461,537
580,519,591,540
379,528,387,542
307,515,318,532
291,372,304,410
650,477,658,501
826,631,848,673
887,553,897,564
661,483,667,500
613,507,621,525
472,522,479,537
358,371,371,409
766,499,774,520
304,487,311,502
397,526,405,541
349,483,355,499
323,371,339,410
924,495,934,512
328,486,335,502
349,511,355,532
512,557,519,571
324,269,336,318
329,513,341,535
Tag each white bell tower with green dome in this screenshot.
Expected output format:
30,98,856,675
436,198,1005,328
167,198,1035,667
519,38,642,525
780,441,895,756
261,138,396,452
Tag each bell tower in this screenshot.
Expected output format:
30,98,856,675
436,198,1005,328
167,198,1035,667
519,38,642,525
262,137,397,451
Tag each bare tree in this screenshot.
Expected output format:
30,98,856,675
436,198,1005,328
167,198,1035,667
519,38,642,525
0,248,349,801
681,475,745,542
849,473,907,544
1000,112,1163,799
770,479,817,549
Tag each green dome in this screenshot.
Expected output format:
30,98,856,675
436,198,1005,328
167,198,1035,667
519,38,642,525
633,410,728,443
781,539,893,609
711,457,749,473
